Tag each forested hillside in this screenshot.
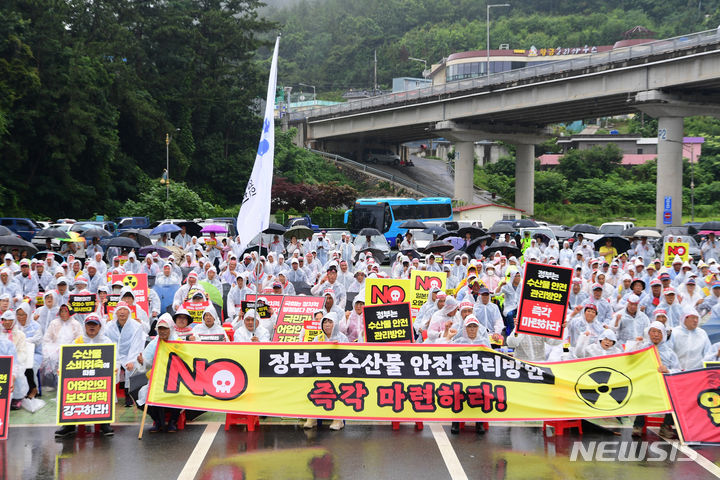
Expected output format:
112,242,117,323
268,0,720,91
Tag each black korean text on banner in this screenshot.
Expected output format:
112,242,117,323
269,295,325,342
69,293,97,314
363,303,414,343
0,356,12,440
57,344,116,425
241,301,271,319
516,262,573,339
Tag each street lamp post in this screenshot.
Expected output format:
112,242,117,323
298,83,316,102
487,3,510,77
408,57,428,77
165,128,180,202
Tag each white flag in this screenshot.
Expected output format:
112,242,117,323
236,37,280,253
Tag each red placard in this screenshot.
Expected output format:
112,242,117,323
516,262,573,339
0,356,12,440
183,300,210,324
664,367,720,444
109,273,149,315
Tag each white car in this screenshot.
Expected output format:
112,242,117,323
364,148,400,166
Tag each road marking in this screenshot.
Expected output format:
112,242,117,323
177,421,221,480
651,428,720,478
430,423,468,480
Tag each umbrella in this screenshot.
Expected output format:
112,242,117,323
399,220,426,230
198,281,223,307
437,231,460,240
512,219,538,228
481,242,522,258
421,226,448,236
487,222,515,234
457,226,486,238
0,226,12,237
177,221,202,238
423,240,454,254
35,227,70,239
632,229,661,238
464,235,493,254
150,223,181,236
701,221,720,231
32,251,65,263
355,247,385,262
243,245,268,257
399,249,422,260
442,249,466,261
60,232,84,243
119,230,152,247
0,235,38,256
284,225,314,240
358,228,382,237
570,223,599,234
263,223,286,235
139,246,173,259
106,236,140,249
593,235,631,254
442,236,466,250
201,224,228,234
81,227,111,239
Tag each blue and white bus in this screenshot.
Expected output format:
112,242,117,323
344,197,454,247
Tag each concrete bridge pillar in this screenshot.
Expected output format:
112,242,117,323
514,144,535,216
454,141,475,205
636,90,720,228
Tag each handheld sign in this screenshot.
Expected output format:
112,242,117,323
664,242,689,267
108,273,149,315
241,301,271,319
0,356,12,440
409,271,446,319
363,302,414,343
69,293,97,314
57,344,116,425
272,295,325,342
516,262,572,339
183,300,210,324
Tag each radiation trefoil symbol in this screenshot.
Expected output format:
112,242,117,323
574,367,633,411
123,275,138,289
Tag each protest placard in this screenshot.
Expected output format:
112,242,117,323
516,262,572,339
57,344,116,425
363,302,414,343
409,271,446,319
0,356,12,440
69,293,97,314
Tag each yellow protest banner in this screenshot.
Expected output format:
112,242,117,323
409,271,446,318
664,242,689,267
364,278,412,306
147,342,671,421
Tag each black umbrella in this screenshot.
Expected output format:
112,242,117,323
399,248,422,260
570,223,599,234
358,228,382,237
139,246,173,259
457,226,486,238
284,225,314,240
422,226,448,236
481,242,522,258
263,223,287,235
244,245,268,257
593,235,631,254
106,236,140,249
442,249,466,261
177,221,202,238
464,235,493,254
35,227,70,239
423,240,454,254
437,231,460,240
512,219,538,228
700,221,720,231
119,230,153,247
0,235,38,255
355,247,385,262
399,220,427,230
487,222,515,234
0,226,11,237
81,227,111,239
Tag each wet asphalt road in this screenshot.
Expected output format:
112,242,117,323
7,418,720,480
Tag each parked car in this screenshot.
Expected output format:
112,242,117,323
600,221,635,235
0,217,41,242
116,216,150,231
364,148,400,166
658,235,702,263
353,234,391,264
71,221,118,236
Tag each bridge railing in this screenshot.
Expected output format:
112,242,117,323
290,29,720,122
307,148,447,197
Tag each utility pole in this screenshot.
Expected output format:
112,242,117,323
374,49,378,95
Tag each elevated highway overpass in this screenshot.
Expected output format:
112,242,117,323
289,30,720,227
